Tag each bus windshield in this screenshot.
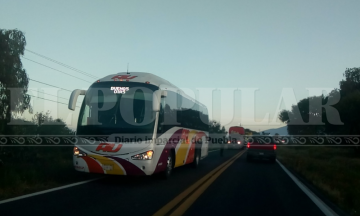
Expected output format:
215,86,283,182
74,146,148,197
77,81,159,140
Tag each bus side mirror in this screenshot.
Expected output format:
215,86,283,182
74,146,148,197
161,90,167,98
68,89,86,111
153,90,161,112
153,90,167,112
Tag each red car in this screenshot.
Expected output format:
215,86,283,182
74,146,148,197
246,136,277,163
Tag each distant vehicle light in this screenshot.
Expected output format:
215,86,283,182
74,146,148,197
274,145,277,150
227,141,231,144
145,81,150,84
247,143,250,148
237,141,241,144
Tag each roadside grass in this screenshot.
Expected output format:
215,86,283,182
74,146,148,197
0,146,98,201
277,146,360,216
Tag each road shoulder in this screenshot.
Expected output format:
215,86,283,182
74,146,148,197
277,159,349,216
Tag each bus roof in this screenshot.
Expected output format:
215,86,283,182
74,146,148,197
229,126,245,135
97,72,207,109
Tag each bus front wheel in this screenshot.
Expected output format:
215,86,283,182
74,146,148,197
161,153,174,179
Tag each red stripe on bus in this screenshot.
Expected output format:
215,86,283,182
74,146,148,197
106,156,145,176
186,132,205,164
82,157,104,174
154,129,183,174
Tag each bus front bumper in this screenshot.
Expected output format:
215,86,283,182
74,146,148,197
73,154,157,176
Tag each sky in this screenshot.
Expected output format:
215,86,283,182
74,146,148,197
1,0,359,132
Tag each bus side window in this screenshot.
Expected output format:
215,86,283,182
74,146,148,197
158,97,165,132
162,91,181,132
81,105,90,125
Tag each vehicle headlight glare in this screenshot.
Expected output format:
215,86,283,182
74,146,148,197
74,147,87,157
131,150,154,160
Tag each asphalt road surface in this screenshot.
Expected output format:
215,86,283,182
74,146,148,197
0,150,330,216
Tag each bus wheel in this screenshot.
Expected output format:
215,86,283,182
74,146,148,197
161,154,173,179
192,150,200,168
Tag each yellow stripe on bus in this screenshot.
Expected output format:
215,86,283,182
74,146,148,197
89,154,125,175
175,130,197,168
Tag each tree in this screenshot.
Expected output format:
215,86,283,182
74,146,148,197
335,68,360,153
244,128,259,135
0,29,31,134
278,95,329,135
334,91,360,135
278,67,360,154
339,67,360,97
208,120,227,145
6,117,36,135
209,120,227,135
333,67,360,135
32,111,74,135
32,111,51,126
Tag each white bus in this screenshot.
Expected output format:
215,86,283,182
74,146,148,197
68,72,209,178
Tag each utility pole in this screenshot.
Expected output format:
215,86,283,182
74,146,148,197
38,113,42,126
37,113,43,135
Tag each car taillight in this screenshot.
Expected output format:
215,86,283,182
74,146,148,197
274,144,277,150
247,142,250,148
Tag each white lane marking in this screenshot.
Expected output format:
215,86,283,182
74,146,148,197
0,178,103,205
277,160,338,216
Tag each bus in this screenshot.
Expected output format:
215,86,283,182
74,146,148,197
226,126,245,149
68,72,209,178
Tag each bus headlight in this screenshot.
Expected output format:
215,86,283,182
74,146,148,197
74,147,87,157
131,150,154,160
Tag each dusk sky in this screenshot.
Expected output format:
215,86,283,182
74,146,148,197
1,0,359,132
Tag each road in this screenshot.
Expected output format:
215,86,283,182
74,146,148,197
0,150,330,216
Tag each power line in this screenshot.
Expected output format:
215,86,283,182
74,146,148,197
22,57,93,83
29,89,82,104
29,94,81,108
29,79,73,92
25,49,99,79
